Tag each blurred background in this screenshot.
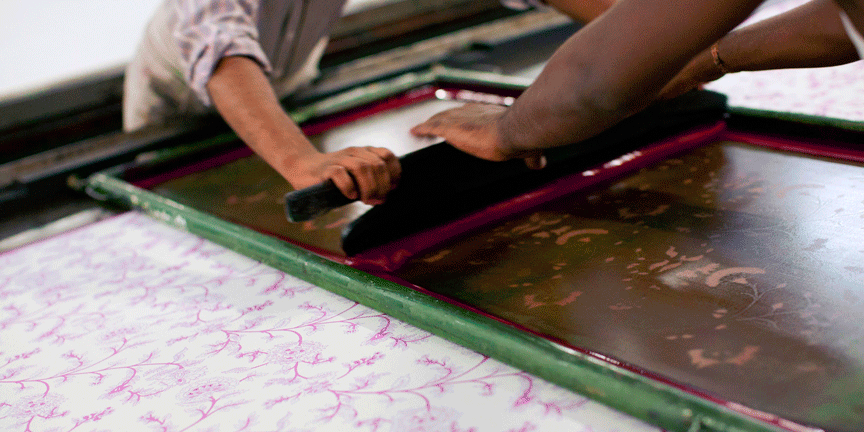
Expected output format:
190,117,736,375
0,0,163,99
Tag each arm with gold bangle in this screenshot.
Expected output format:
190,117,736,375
658,0,859,99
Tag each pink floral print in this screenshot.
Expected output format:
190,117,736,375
0,212,657,431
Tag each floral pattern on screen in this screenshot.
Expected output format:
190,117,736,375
0,213,658,432
395,140,864,432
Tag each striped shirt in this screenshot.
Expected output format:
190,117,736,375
124,0,346,130
124,0,539,130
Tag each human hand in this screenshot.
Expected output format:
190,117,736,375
657,49,726,100
410,103,546,170
288,147,401,206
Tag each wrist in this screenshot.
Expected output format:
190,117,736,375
277,144,321,181
497,108,530,158
690,44,728,85
248,127,320,182
710,41,733,75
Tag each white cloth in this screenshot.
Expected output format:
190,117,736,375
0,211,662,432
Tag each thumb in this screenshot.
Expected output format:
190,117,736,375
524,153,546,170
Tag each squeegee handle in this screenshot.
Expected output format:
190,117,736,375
284,179,355,222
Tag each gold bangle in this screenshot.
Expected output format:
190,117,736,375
710,42,731,75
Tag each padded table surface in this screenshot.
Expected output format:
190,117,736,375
4,0,864,429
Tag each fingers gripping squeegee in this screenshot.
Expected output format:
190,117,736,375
285,179,354,222
284,90,728,255
283,141,511,223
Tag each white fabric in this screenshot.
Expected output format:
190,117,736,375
0,212,660,432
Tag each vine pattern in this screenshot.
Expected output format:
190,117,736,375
0,212,655,432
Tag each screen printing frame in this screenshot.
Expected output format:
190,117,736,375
83,68,864,432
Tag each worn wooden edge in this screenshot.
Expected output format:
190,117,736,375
83,171,791,432
289,66,530,124
115,67,528,170
1,64,527,193
0,207,115,253
728,106,864,133
327,0,509,55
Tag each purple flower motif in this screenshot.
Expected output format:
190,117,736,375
149,365,202,388
177,377,237,403
300,380,332,395
99,325,142,342
7,393,66,419
389,407,461,432
266,341,325,365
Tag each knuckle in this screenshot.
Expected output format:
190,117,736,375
370,159,386,170
354,160,376,173
343,147,362,157
341,158,362,170
324,165,347,176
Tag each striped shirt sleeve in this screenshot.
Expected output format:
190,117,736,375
173,0,271,106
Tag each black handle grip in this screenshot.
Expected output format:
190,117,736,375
284,179,355,222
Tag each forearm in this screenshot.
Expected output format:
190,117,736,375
545,0,615,22
657,0,860,100
500,0,764,152
716,0,858,73
207,55,401,203
207,55,316,181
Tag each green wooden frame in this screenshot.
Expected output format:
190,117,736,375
84,67,843,432
729,106,864,132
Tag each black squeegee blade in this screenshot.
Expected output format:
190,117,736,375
341,90,728,255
